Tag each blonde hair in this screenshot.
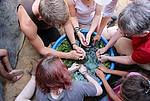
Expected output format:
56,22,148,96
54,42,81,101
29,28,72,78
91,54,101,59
39,0,69,26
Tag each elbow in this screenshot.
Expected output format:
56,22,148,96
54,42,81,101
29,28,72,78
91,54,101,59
96,86,103,96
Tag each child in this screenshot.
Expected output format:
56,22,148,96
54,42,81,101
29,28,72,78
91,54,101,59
0,49,23,82
96,66,150,101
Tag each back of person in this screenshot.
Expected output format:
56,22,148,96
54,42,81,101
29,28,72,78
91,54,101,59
35,81,97,101
17,0,61,46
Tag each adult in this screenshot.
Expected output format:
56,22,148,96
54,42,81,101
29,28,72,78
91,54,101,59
96,0,150,70
64,0,118,52
17,0,85,60
15,55,103,101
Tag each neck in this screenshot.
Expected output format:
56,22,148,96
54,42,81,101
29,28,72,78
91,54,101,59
50,88,63,99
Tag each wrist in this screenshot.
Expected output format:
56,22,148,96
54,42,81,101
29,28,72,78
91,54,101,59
71,43,77,49
74,27,81,34
83,72,89,78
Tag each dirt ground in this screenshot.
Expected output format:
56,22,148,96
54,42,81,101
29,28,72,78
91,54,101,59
4,0,129,101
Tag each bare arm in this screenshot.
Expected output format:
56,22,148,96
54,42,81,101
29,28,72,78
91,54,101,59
107,55,136,64
84,73,103,96
67,0,79,28
87,4,102,36
104,29,123,51
96,70,122,101
15,76,36,101
79,65,103,96
96,16,111,36
98,66,129,77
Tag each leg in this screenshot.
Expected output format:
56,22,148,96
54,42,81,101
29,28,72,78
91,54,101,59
15,75,36,101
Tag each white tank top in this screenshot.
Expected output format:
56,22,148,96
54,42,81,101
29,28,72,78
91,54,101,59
73,0,96,25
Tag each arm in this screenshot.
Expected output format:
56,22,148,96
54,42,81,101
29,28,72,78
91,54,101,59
98,66,129,77
67,0,79,28
84,73,103,96
87,4,102,37
101,55,136,65
96,16,111,36
103,29,123,51
79,65,103,95
66,0,86,46
96,70,122,101
96,29,123,56
15,76,36,101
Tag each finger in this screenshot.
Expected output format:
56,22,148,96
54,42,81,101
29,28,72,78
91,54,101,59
93,38,97,45
76,49,83,54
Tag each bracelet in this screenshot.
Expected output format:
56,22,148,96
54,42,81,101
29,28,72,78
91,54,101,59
71,43,76,46
74,27,81,34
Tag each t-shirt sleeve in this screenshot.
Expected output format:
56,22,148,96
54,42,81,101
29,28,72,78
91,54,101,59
78,81,97,97
132,46,150,64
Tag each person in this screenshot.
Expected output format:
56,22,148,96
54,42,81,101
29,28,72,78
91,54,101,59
15,55,103,101
96,66,150,101
0,49,23,82
93,0,118,44
96,0,150,70
17,0,85,60
64,0,118,51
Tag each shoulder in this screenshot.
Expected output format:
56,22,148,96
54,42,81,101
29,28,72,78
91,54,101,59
66,0,75,5
17,5,36,30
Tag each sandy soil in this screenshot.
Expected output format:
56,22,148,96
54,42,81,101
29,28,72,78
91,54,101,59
4,0,129,101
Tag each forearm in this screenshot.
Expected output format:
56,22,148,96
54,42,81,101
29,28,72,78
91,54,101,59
106,69,129,77
97,16,110,36
101,78,122,101
70,17,80,28
84,73,103,95
15,76,36,101
108,55,136,65
88,15,101,35
64,20,76,45
104,30,123,51
42,47,72,59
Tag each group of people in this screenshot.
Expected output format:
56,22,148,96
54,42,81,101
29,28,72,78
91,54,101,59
0,0,150,100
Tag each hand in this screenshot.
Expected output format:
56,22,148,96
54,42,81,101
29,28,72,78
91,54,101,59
98,66,109,73
98,54,109,63
85,33,92,46
93,34,100,45
68,50,85,60
79,65,88,75
96,69,105,79
77,32,87,46
69,63,80,73
72,44,86,57
96,47,107,58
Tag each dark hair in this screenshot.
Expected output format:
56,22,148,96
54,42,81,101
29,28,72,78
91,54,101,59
35,55,72,93
121,75,150,101
118,0,150,36
39,0,69,26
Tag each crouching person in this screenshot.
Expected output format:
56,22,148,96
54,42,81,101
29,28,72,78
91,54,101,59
15,55,103,101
